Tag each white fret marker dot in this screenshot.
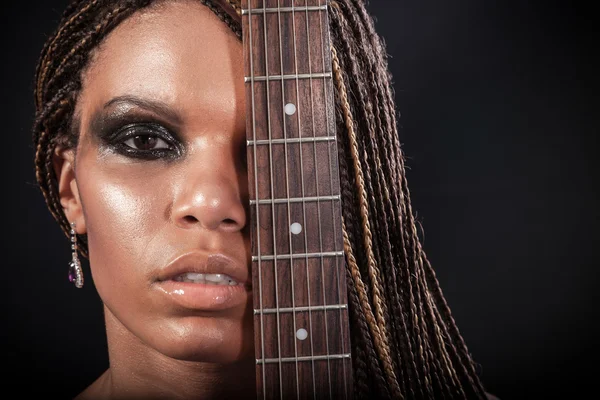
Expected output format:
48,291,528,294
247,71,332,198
296,328,308,341
290,222,302,235
284,103,297,116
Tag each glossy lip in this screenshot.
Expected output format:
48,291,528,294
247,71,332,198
156,252,250,284
154,252,251,311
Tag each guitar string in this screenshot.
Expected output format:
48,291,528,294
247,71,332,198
275,0,301,397
304,0,333,397
319,0,348,397
246,1,267,397
260,2,285,397
290,0,318,397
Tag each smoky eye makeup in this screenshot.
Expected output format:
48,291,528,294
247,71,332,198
90,104,184,161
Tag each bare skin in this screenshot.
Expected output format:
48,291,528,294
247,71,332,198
54,1,255,398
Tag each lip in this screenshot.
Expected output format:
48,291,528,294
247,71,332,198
157,252,250,284
154,252,251,311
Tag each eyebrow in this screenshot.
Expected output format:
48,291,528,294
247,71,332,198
102,95,183,126
86,95,184,142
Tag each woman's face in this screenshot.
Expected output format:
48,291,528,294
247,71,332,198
65,1,252,363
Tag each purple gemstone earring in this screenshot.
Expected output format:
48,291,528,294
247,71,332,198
68,222,84,288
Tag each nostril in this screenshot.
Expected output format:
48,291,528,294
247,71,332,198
183,215,198,224
220,218,243,232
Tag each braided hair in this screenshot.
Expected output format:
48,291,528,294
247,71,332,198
32,0,489,398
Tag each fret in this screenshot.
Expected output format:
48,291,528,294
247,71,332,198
252,251,344,262
250,194,340,205
242,5,328,15
254,304,348,315
257,353,351,365
245,72,332,82
247,135,336,146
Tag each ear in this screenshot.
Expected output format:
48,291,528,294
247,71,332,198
53,146,87,235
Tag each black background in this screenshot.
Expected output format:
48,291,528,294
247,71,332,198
1,1,597,399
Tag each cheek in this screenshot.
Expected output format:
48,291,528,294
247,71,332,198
76,158,171,291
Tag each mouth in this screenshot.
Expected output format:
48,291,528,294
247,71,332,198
157,252,250,285
172,272,240,286
154,252,251,311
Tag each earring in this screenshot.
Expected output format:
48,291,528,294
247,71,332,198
68,222,84,288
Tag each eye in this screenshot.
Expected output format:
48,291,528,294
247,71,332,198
123,135,170,151
106,122,182,160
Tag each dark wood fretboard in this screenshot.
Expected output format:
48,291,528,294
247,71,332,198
242,0,353,398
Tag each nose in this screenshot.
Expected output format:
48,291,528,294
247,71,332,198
170,151,247,233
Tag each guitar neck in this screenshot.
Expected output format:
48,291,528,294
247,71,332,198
242,0,353,398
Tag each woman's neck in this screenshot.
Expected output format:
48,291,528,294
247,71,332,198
76,306,256,399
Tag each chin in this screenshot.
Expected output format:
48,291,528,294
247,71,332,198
149,316,255,364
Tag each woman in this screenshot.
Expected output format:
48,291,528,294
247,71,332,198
32,0,495,398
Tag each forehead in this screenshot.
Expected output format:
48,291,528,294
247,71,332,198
79,0,243,118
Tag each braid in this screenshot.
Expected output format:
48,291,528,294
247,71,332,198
45,6,127,96
329,0,488,398
332,37,404,397
332,3,423,396
337,101,392,399
35,0,101,109
224,0,241,16
345,266,388,399
32,0,489,398
197,0,242,38
342,219,393,399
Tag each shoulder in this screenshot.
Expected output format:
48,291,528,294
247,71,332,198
486,392,501,400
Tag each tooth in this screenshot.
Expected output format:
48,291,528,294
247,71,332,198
173,272,239,285
206,273,239,285
204,273,225,283
186,273,205,280
208,274,232,284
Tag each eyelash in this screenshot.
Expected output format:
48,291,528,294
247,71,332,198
108,122,181,160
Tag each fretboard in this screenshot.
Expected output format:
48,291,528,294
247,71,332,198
242,0,353,398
